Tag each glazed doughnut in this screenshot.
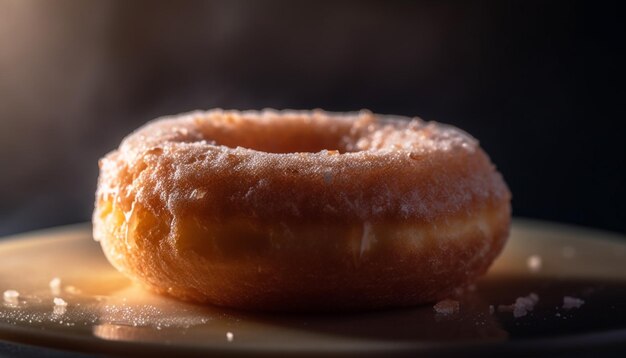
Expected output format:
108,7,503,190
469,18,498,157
93,109,511,311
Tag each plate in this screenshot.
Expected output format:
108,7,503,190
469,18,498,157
0,219,625,356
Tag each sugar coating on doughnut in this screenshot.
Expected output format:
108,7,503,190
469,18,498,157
96,109,508,225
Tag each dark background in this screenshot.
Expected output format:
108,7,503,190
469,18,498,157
0,0,624,237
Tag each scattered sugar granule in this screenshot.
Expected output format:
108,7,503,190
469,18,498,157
562,296,585,310
3,290,19,304
49,277,62,295
514,292,539,317
433,299,460,315
53,304,67,316
527,255,542,273
489,305,495,315
53,297,68,307
226,332,234,342
498,293,539,318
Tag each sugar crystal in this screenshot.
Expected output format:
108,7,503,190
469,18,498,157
53,297,68,307
433,299,460,315
562,296,584,310
498,293,539,318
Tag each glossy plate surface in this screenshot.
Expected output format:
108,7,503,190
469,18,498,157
0,219,625,356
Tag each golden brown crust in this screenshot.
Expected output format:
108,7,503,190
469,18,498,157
93,109,511,311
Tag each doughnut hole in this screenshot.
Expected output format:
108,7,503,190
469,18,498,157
185,111,368,153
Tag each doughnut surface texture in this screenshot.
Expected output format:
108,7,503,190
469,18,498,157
93,109,511,311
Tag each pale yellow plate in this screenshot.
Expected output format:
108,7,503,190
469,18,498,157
0,219,625,356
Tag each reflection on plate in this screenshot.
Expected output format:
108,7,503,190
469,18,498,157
0,219,625,356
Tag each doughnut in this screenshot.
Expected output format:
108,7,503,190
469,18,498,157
93,109,511,311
